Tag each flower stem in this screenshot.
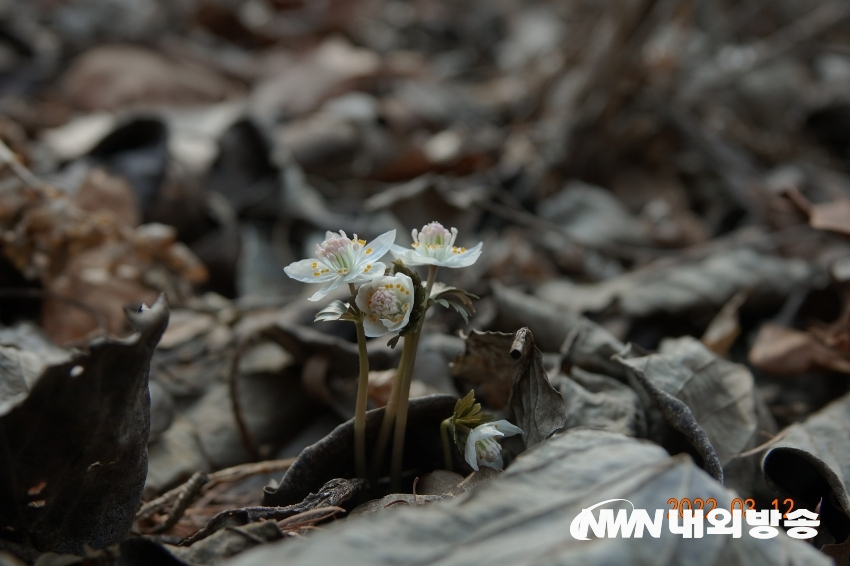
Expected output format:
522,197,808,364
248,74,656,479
424,265,438,298
350,283,369,480
389,329,420,491
440,418,453,471
369,345,406,478
388,265,439,491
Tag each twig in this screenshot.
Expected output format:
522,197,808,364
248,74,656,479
151,471,209,534
277,506,344,530
182,478,364,545
228,341,261,463
731,429,791,459
136,458,295,522
0,139,41,189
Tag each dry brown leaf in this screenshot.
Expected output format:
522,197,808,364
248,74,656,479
73,168,139,228
748,322,850,375
701,291,747,357
251,37,381,119
62,45,239,111
0,183,206,344
809,199,850,236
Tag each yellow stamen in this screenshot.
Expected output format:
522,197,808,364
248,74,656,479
312,262,317,268
314,272,320,277
366,248,373,254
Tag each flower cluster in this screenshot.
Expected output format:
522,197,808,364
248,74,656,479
285,222,481,337
284,221,487,485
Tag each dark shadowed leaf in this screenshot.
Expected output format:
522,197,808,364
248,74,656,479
222,429,829,566
0,295,169,554
508,328,567,448
450,330,515,408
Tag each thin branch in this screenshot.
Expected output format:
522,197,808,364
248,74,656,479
0,139,41,189
228,341,261,463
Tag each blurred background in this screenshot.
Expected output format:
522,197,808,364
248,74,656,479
2,0,850,524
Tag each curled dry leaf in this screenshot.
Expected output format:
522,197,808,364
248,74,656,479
614,337,778,496
508,328,567,448
0,295,169,553
763,390,850,541
614,342,725,485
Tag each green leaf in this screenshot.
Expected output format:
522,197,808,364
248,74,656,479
431,285,477,323
453,390,476,418
314,300,350,322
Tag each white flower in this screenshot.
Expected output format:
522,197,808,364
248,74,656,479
284,229,395,301
464,420,523,471
355,273,415,337
390,221,482,268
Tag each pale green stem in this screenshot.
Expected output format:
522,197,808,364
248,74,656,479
350,283,369,479
440,418,453,471
389,265,439,492
424,265,439,299
389,330,420,491
369,345,406,478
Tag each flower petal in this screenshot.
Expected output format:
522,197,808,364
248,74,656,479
479,455,504,470
464,435,480,471
284,259,336,283
490,420,523,437
354,281,376,313
362,316,390,337
346,262,387,283
393,248,440,266
442,242,483,268
309,276,344,301
360,230,396,263
389,244,413,261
